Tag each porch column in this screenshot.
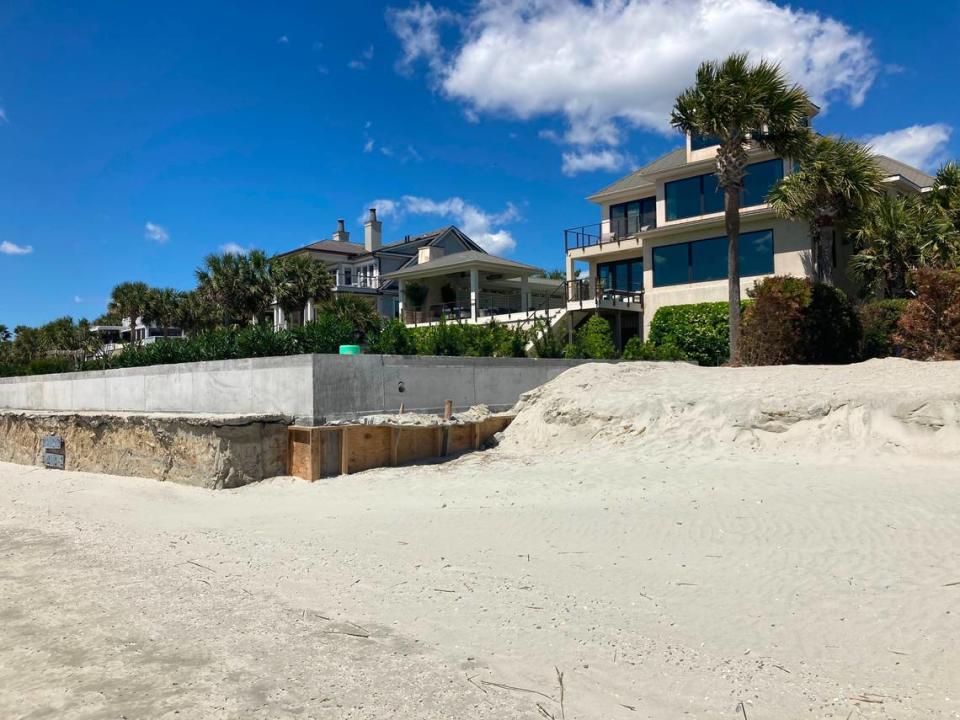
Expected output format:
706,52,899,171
398,279,405,321
470,268,479,321
305,298,315,324
277,306,286,330
520,275,529,313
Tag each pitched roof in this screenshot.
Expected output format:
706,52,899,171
587,148,686,201
381,250,541,280
874,155,935,190
278,225,484,261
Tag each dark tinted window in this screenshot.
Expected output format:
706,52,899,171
610,196,656,236
597,258,644,291
742,159,784,207
691,133,721,150
653,243,690,286
740,229,774,277
702,173,724,214
653,229,774,287
665,176,702,221
690,236,727,282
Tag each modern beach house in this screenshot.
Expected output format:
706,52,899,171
561,110,936,347
273,211,563,329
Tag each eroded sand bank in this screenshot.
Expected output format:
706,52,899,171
2,359,958,718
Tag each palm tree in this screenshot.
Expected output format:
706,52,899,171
196,249,275,326
176,290,220,336
848,194,934,298
928,161,960,232
146,287,182,338
270,256,333,326
671,53,812,360
767,135,883,282
320,295,381,338
108,281,151,344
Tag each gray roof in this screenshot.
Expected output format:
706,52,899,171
382,250,542,280
587,148,686,201
874,155,935,189
277,225,485,262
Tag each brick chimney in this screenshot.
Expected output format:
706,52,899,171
332,218,350,243
364,208,382,252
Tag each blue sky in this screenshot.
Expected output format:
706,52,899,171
1,0,958,328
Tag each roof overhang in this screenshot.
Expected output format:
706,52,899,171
382,255,542,282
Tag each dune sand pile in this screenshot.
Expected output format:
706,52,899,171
502,358,960,460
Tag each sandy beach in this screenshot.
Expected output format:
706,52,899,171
2,359,959,718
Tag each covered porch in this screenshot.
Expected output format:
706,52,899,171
382,251,564,326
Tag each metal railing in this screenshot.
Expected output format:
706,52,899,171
563,217,656,252
563,279,644,311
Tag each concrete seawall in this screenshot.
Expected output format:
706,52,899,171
0,354,599,424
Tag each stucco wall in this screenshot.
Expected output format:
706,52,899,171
0,354,597,424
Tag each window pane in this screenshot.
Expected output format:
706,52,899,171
614,263,629,290
691,236,727,282
626,201,641,235
665,176,702,221
610,203,627,237
653,243,690,286
743,159,784,207
739,229,774,276
691,133,721,150
598,264,612,291
702,173,724,214
640,197,656,229
629,260,644,290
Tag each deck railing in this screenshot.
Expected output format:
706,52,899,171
563,218,655,252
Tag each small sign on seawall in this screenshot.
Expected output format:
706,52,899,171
41,435,65,470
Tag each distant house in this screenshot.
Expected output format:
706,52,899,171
273,210,563,328
561,106,936,347
90,317,184,354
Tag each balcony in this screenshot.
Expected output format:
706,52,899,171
566,278,644,312
563,216,655,252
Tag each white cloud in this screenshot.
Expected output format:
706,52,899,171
363,138,375,153
390,0,878,172
561,148,634,176
365,195,519,254
74,295,83,304
0,240,32,256
144,222,169,243
219,242,250,255
0,108,7,124
387,2,457,76
864,124,953,170
277,35,289,44
349,45,375,70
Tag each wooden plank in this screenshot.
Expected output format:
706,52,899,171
318,427,342,479
390,427,399,466
447,423,476,455
345,425,393,474
395,426,439,465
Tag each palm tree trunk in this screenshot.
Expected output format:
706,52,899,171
725,188,742,363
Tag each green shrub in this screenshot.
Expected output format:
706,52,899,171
565,315,616,359
648,302,732,366
368,319,418,355
529,318,566,359
740,276,861,365
21,357,72,375
621,337,687,361
858,299,908,359
292,314,355,354
413,317,466,357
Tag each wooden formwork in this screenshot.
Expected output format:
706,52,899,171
286,415,514,481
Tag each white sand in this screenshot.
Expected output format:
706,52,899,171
2,358,959,718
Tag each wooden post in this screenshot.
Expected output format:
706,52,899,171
443,399,453,421
340,426,350,476
390,427,400,466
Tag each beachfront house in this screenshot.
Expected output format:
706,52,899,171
273,210,564,329
561,107,936,348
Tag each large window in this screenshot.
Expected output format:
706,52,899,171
690,133,722,150
597,258,644,292
652,229,774,287
609,196,656,236
665,159,784,221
